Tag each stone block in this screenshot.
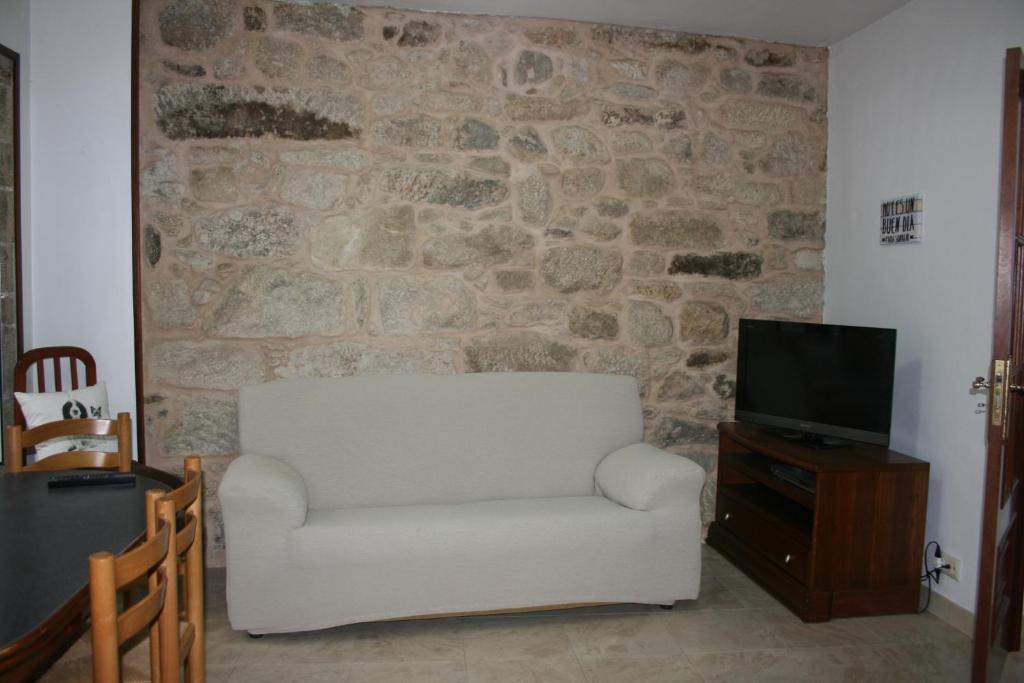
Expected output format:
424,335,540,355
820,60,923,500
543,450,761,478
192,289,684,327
568,306,619,340
656,60,711,91
561,168,605,198
377,276,477,333
751,277,823,315
745,48,795,67
381,168,509,209
508,301,566,327
506,95,588,122
279,169,347,210
757,73,815,101
629,211,721,248
464,334,576,372
495,269,534,292
650,415,717,448
580,346,650,396
423,224,534,269
541,246,622,293
628,301,673,346
630,280,682,300
657,371,704,401
155,84,364,141
280,341,455,378
767,209,824,241
717,99,803,130
515,50,554,84
254,37,302,79
163,396,238,456
397,20,440,47
307,55,350,82
516,170,552,226
686,349,730,367
593,197,629,218
273,2,364,41
159,0,234,50
313,205,415,270
208,267,352,338
508,127,548,160
280,147,369,170
606,83,658,100
617,158,674,197
720,68,752,92
372,115,444,148
679,301,729,343
592,25,709,54
456,119,500,150
194,205,302,258
149,341,265,390
668,252,763,280
551,125,610,164
146,280,195,329
578,220,621,241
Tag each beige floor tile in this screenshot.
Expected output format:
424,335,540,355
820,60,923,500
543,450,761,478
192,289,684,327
563,614,680,658
226,660,350,683
327,619,466,662
675,575,748,611
344,659,468,683
713,572,779,609
466,656,586,683
459,617,574,661
665,608,793,653
579,654,704,683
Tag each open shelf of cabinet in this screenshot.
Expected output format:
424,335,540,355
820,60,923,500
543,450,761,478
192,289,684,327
707,422,930,622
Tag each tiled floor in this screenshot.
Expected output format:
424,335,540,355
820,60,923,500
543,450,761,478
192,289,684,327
40,545,1024,682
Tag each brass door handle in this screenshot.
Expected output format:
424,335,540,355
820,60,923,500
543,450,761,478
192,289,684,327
784,554,793,564
723,512,732,521
973,376,991,390
1012,385,1024,393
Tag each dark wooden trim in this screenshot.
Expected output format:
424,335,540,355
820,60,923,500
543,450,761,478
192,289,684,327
130,0,146,464
974,47,1024,682
0,42,24,361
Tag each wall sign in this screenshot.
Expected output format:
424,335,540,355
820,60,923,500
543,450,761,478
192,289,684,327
880,194,923,245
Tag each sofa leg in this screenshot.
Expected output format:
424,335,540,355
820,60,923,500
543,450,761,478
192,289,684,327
247,632,264,639
659,604,675,610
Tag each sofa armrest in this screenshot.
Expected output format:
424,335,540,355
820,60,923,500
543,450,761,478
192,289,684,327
219,454,308,531
595,443,705,511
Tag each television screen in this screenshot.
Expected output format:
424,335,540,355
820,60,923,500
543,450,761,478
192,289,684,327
734,319,897,446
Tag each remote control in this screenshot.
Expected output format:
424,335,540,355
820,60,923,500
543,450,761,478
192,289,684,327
47,472,137,489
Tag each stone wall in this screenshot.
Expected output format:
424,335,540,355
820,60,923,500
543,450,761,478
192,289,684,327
138,0,827,564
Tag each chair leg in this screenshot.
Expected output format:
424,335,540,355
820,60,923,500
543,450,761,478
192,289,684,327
247,632,264,639
660,604,675,610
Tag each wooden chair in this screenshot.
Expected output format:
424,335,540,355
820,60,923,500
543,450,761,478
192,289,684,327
14,346,97,428
89,497,176,683
4,412,132,473
146,456,205,683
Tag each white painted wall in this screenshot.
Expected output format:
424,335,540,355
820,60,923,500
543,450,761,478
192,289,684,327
0,0,32,347
27,0,135,420
826,0,1024,612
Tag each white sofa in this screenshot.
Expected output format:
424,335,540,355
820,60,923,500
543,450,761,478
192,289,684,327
219,372,705,634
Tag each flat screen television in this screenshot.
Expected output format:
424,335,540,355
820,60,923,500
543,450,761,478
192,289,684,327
734,319,897,447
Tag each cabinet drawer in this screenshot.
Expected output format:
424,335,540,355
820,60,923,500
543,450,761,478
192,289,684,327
717,489,809,584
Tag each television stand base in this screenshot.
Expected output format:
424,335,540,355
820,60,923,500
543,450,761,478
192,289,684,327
773,429,851,449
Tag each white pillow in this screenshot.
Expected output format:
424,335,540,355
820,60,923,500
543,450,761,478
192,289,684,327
14,382,118,459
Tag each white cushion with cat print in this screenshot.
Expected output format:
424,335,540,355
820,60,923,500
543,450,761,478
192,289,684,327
14,382,116,460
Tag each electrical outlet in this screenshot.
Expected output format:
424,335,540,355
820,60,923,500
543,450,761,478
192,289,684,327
939,552,961,581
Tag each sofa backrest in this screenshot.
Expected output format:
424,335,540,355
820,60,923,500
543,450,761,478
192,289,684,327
238,372,643,509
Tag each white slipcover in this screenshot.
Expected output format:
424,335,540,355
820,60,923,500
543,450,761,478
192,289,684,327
220,373,705,634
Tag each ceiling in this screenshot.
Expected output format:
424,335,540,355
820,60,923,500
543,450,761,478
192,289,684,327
355,0,913,46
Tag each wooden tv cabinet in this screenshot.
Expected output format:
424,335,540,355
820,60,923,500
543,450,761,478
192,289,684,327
707,422,930,622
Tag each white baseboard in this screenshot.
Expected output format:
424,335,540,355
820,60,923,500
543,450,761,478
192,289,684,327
922,584,975,638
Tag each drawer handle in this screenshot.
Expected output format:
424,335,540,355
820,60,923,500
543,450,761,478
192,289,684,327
784,554,792,564
723,512,732,521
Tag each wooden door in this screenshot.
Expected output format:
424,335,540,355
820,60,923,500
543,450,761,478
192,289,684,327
974,46,1024,683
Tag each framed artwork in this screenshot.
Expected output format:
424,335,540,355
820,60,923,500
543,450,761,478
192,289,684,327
0,42,24,464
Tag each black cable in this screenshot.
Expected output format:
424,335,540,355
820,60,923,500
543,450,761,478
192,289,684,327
919,540,940,614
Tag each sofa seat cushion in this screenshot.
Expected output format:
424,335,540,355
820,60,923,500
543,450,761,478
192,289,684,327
291,496,655,569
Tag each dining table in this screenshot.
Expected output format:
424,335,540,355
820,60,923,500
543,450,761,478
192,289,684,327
0,465,180,682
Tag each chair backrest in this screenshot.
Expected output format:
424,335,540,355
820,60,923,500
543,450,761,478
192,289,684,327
4,412,132,473
89,498,175,683
147,456,204,683
14,346,97,427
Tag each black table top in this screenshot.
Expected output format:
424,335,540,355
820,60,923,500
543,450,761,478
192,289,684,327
0,470,172,649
